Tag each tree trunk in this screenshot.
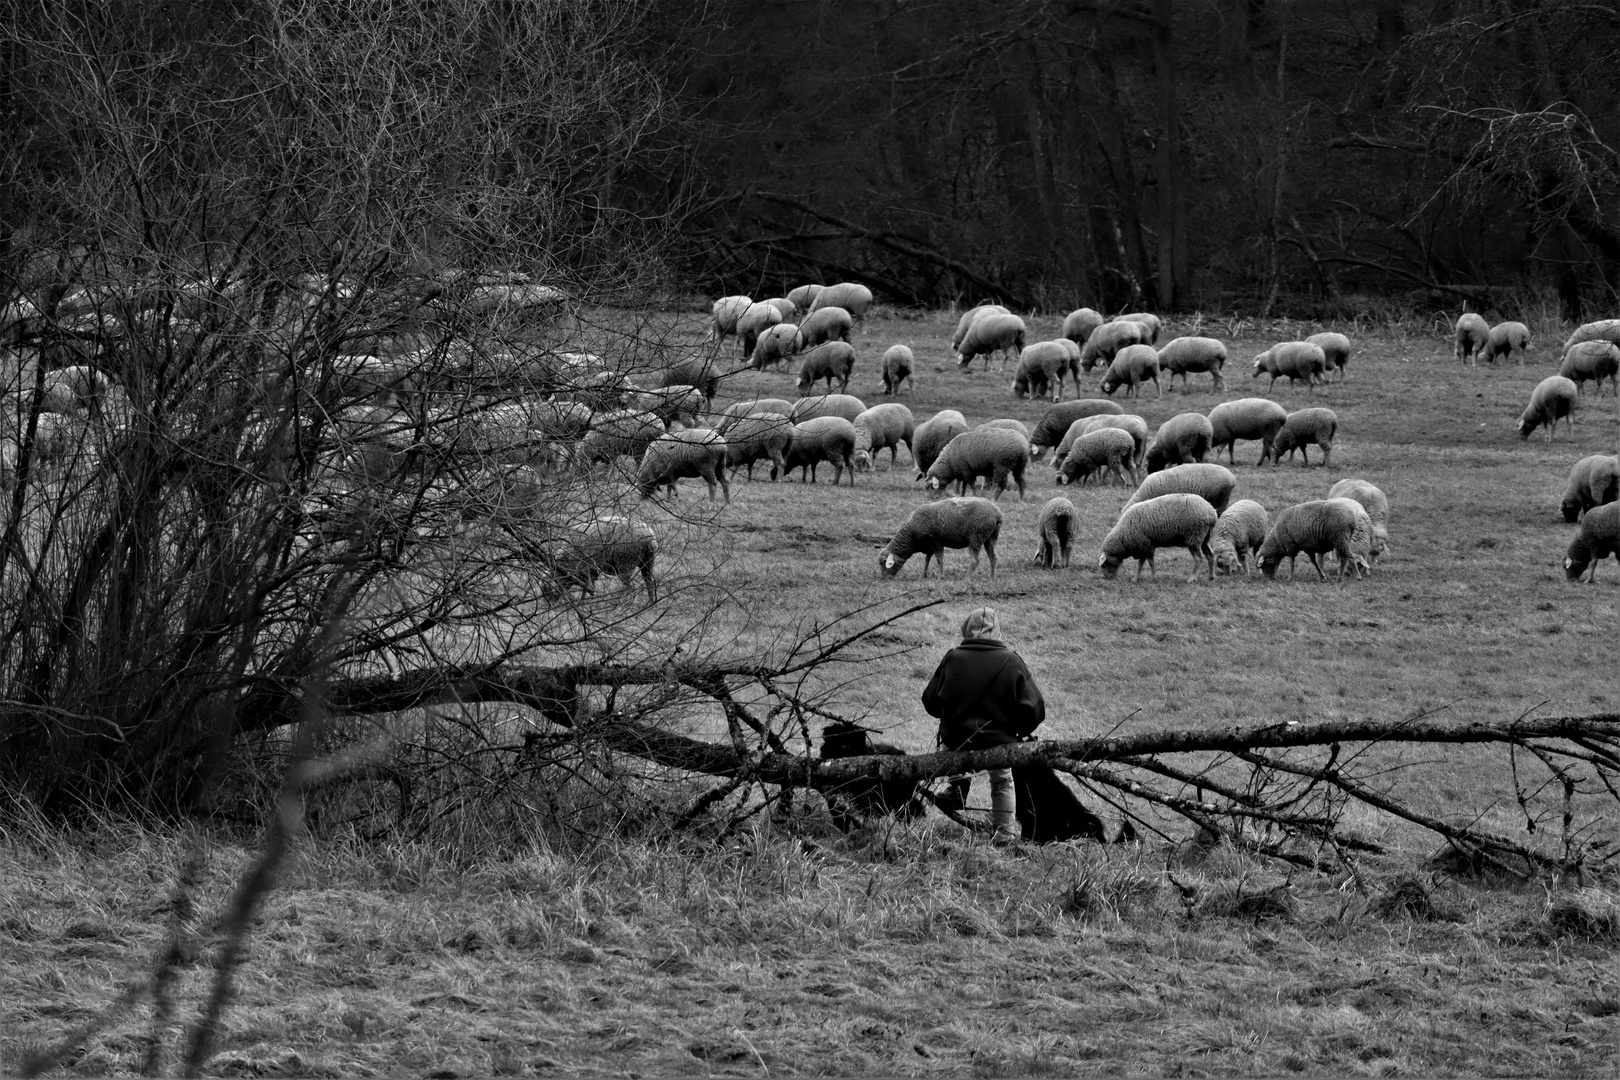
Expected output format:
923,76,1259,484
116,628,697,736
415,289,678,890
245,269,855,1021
1262,11,1288,317
1152,0,1187,310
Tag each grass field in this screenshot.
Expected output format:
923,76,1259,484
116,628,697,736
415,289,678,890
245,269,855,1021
2,306,1617,1077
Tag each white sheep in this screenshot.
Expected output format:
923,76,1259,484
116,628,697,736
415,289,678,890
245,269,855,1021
545,515,658,602
1256,498,1372,582
1326,478,1390,563
636,428,730,503
1454,313,1490,366
1517,376,1579,441
1483,322,1531,366
737,301,786,359
761,297,796,320
1157,336,1228,393
1055,414,1149,473
808,283,874,321
1208,398,1289,466
878,497,1003,578
1271,407,1339,468
956,312,1026,372
1011,340,1072,402
783,415,858,485
1211,499,1269,576
797,341,856,394
1559,455,1619,523
724,412,794,480
912,409,969,478
750,323,801,370
798,306,854,349
789,393,867,424
659,356,722,402
925,427,1030,501
1558,341,1618,396
1560,319,1620,356
880,345,914,395
1099,493,1218,582
710,295,752,345
1563,503,1620,583
786,284,825,314
581,408,666,464
952,304,1010,353
1028,399,1124,461
1252,342,1326,393
1305,332,1351,382
1111,312,1163,344
1032,497,1079,568
716,397,795,433
852,403,915,471
1143,412,1214,474
1099,343,1161,398
1054,427,1137,488
1123,462,1235,516
977,418,1030,437
1079,320,1150,374
1062,308,1104,346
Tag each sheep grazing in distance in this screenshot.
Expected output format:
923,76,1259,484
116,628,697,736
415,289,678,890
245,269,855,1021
808,282,874,321
716,397,795,434
925,427,1030,501
1326,478,1390,563
1211,499,1269,576
636,428,730,503
786,283,824,314
1054,338,1083,384
1111,312,1162,344
878,496,1003,578
1561,318,1620,357
628,384,704,430
1454,312,1490,365
1099,493,1218,582
736,301,785,360
852,403,915,471
1079,320,1150,374
1032,497,1079,568
1306,332,1351,382
658,356,721,402
1011,340,1072,402
1054,427,1137,488
761,297,796,320
1207,398,1289,466
1028,399,1124,461
581,408,665,464
1143,412,1214,474
952,304,1010,352
1157,336,1228,393
39,364,112,416
880,345,913,394
783,415,858,485
956,312,1026,372
1062,308,1104,346
979,419,1029,439
1564,503,1620,583
1558,340,1619,396
709,295,751,345
544,515,658,603
750,323,800,370
1100,344,1161,398
1058,414,1149,473
1518,376,1579,441
724,412,793,480
798,306,854,350
1271,407,1339,468
1559,455,1620,523
1257,498,1373,583
1252,342,1326,394
1124,462,1236,516
797,340,857,394
1483,321,1531,366
912,409,970,477
789,393,867,424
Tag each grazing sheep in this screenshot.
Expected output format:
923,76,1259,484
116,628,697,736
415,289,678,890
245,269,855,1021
799,306,854,349
1100,343,1161,398
1143,412,1214,474
786,284,825,314
1054,427,1137,488
1561,318,1620,356
1563,502,1620,583
1112,312,1163,344
750,323,801,370
581,408,665,464
1558,455,1620,523
710,295,751,344
627,383,704,429
956,312,1027,372
912,409,970,478
737,301,785,359
546,515,658,602
716,397,795,433
952,304,1010,352
925,427,1030,501
724,412,793,480
1011,340,1072,401
1208,398,1289,466
1123,462,1235,516
1058,414,1150,473
978,418,1030,437
636,428,730,503
761,297,796,320
1252,342,1326,393
783,415,858,485
1079,320,1150,374
852,403,915,470
1062,308,1105,346
1032,497,1079,568
39,364,111,416
877,497,1003,578
880,345,914,394
1326,478,1390,563
1306,332,1351,382
797,340,857,393
1157,336,1228,393
1211,499,1269,576
1054,338,1084,384
1099,493,1218,582
809,282,875,321
1558,340,1619,396
789,393,867,424
1518,376,1579,441
1483,322,1531,366
1454,312,1490,365
1028,399,1124,461
1257,498,1373,582
1271,407,1339,468
659,356,722,402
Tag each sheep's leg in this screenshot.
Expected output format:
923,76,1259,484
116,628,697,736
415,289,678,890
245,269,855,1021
1308,552,1327,581
985,539,997,578
1299,446,1310,467
1321,444,1331,469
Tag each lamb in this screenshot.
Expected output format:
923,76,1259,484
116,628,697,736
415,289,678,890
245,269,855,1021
851,403,915,471
1517,376,1579,441
736,301,785,359
716,397,795,433
1252,342,1326,393
798,306,854,349
783,415,858,485
580,408,665,464
750,323,801,370
1032,497,1079,568
1111,312,1163,344
724,412,793,480
1325,478,1390,563
925,427,1030,501
761,297,796,320
1483,322,1531,366
912,409,970,477
1099,343,1161,398
880,345,914,394
1563,502,1620,583
877,497,1002,578
1057,414,1149,473
1256,498,1373,582
1558,340,1619,396
808,282,874,321
952,304,1010,352
789,393,867,424
1558,455,1619,523
1054,427,1137,487
658,356,722,402
1306,332,1351,382
1157,336,1228,393
786,284,824,314
636,427,730,503
1143,412,1214,474
796,340,857,393
1210,499,1269,576
1208,398,1289,466
545,515,658,602
1028,399,1124,461
709,295,751,344
978,418,1030,438
1270,407,1339,468
1561,318,1620,356
1454,313,1490,366
1062,308,1104,346
956,312,1026,372
1011,340,1072,401
1078,320,1150,374
1098,493,1218,582
1123,462,1235,516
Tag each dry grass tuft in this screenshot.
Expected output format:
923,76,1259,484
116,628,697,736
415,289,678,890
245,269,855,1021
1369,873,1462,922
1062,852,1161,922
1543,887,1620,942
1195,878,1298,922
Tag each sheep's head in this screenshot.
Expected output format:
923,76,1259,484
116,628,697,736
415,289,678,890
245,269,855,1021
1561,497,1582,524
1564,550,1589,581
878,548,903,578
955,351,973,369
1258,552,1282,579
1055,472,1070,486
1213,543,1240,575
924,474,945,491
853,450,872,471
1097,552,1121,578
1516,415,1533,439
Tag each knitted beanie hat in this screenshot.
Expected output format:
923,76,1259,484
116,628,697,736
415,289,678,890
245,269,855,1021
960,607,1000,640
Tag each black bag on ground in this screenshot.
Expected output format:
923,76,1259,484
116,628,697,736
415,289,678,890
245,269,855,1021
1012,764,1106,843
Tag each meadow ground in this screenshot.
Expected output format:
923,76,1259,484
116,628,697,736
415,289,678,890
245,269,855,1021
2,306,1617,1076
